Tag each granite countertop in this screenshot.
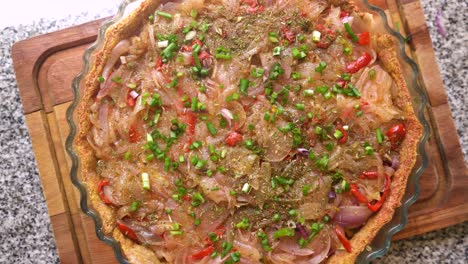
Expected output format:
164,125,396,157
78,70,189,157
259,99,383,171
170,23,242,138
0,0,466,263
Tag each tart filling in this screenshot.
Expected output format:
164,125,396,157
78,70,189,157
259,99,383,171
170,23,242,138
75,0,422,263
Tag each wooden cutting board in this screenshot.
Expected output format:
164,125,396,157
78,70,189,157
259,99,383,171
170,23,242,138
11,0,468,263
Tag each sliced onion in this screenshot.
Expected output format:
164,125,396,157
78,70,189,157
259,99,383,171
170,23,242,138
383,166,395,177
333,205,373,228
129,90,139,99
391,156,400,170
148,25,155,52
297,229,331,264
102,40,130,81
297,148,310,156
277,237,315,256
185,31,197,41
221,108,234,122
157,40,169,48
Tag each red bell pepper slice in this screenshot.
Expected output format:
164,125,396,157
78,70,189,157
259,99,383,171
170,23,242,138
191,245,214,260
97,180,113,205
367,174,391,212
335,226,352,253
357,32,370,45
359,171,378,179
346,52,372,73
117,221,139,242
350,183,368,203
126,91,136,107
386,123,406,150
340,11,349,19
225,131,243,146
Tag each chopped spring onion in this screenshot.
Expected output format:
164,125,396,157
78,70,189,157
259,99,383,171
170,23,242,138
273,228,295,239
157,40,169,48
334,129,344,140
368,69,376,80
130,201,139,212
207,122,217,136
142,172,150,190
273,46,282,56
312,30,321,42
315,61,327,75
241,183,251,193
236,218,250,229
376,128,384,143
156,11,173,19
251,67,265,77
295,103,305,111
239,78,249,95
344,22,359,42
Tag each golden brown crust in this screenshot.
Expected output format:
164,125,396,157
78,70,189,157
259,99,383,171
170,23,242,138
327,35,422,263
74,1,423,263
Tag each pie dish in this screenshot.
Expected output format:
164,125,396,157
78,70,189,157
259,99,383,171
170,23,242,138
68,0,426,263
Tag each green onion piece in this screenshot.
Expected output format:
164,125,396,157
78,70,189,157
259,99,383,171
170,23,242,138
130,201,139,212
376,128,384,143
111,76,123,83
334,129,344,140
312,30,321,42
239,78,249,95
295,103,305,111
292,47,307,59
344,47,351,55
342,73,351,81
268,32,279,43
315,154,329,171
241,183,251,193
207,122,217,136
148,14,154,23
192,192,205,207
230,252,241,262
364,142,374,155
292,72,302,80
215,46,232,59
236,218,250,229
124,151,131,160
302,184,312,195
314,61,327,75
273,213,281,221
273,46,282,56
251,67,265,77
142,172,150,190
156,11,173,19
344,22,358,42
190,9,198,18
194,219,201,226
165,208,172,214
97,76,105,83
288,209,297,216
303,89,314,97
273,228,295,239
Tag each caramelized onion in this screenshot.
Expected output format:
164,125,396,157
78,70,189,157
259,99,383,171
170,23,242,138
333,205,373,228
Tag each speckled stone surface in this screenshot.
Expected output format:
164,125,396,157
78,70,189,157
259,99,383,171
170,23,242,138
0,1,466,263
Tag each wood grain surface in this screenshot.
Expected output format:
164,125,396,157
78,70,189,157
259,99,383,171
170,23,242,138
11,0,468,263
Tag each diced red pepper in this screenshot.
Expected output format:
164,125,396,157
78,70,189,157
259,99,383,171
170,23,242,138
198,51,211,60
336,79,348,88
359,171,378,179
117,221,139,242
315,24,337,49
367,174,391,212
225,131,243,146
335,226,352,253
340,10,349,19
386,123,406,150
128,124,141,143
126,91,136,107
346,52,372,73
191,245,214,261
182,194,192,202
155,57,164,71
184,112,197,152
281,26,295,43
357,32,370,45
97,180,113,205
180,45,193,52
192,38,204,47
350,183,369,203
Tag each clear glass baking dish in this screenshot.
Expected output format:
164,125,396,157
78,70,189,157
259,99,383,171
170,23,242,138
65,0,430,263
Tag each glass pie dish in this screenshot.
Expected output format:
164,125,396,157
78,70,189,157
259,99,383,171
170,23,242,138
65,0,430,263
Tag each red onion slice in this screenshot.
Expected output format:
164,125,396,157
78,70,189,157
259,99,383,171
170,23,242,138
333,205,373,228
